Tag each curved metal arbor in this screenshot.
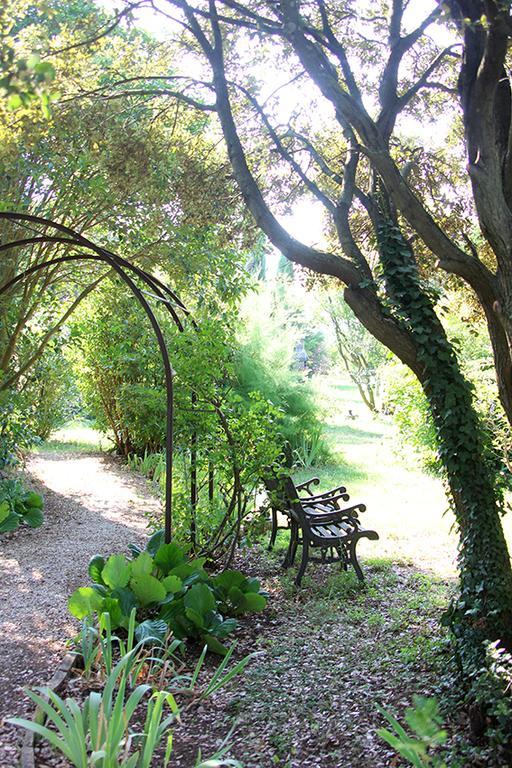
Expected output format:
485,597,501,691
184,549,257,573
0,211,190,542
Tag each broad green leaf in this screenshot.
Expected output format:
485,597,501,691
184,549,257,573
88,555,105,584
112,587,137,619
184,583,216,616
0,501,10,523
25,492,43,509
102,554,131,589
245,577,261,594
101,598,123,629
214,570,245,592
131,551,154,577
202,634,228,656
242,592,266,612
184,607,205,629
214,618,238,638
170,563,207,584
130,574,166,605
227,586,245,610
162,574,183,594
23,507,44,528
0,512,21,533
134,619,168,645
154,542,186,574
68,587,103,619
146,529,165,556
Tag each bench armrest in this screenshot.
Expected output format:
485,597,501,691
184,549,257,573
300,491,350,508
296,477,320,495
300,484,348,501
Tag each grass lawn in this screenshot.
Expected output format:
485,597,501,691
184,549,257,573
296,372,512,578
35,419,110,453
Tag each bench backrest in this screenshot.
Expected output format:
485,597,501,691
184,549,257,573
263,473,308,526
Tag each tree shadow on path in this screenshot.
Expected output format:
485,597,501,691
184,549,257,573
0,451,157,765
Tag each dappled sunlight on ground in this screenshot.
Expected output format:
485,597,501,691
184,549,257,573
0,451,155,765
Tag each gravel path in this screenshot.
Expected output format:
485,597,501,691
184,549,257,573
0,451,158,767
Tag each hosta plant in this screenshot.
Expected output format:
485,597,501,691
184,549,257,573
0,477,44,533
69,532,267,654
211,570,267,616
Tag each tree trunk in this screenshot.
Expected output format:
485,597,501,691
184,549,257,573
376,215,512,662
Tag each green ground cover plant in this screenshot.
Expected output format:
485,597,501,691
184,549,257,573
69,534,267,655
0,476,43,533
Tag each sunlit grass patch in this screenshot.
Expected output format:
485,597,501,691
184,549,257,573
37,419,109,453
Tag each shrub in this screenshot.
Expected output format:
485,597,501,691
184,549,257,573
68,533,267,655
0,394,38,470
233,338,330,467
21,345,79,439
381,362,439,472
0,477,44,533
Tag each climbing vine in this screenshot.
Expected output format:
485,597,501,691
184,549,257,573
375,213,512,678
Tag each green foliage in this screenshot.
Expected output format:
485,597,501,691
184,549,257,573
0,476,43,533
77,607,181,683
376,696,447,767
376,215,512,678
68,286,167,456
7,650,177,768
0,393,39,469
69,538,268,654
323,290,387,413
0,1,56,118
381,363,439,472
21,345,79,439
234,326,329,467
471,641,512,752
212,570,267,616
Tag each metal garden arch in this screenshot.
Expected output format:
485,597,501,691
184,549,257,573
0,211,190,542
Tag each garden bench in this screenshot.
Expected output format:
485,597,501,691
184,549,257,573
267,475,351,550
264,475,379,586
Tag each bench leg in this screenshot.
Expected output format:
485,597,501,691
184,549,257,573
336,545,348,571
295,538,309,586
349,538,364,582
284,522,298,568
268,508,278,551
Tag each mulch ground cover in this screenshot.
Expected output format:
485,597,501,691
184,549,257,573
30,546,502,768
